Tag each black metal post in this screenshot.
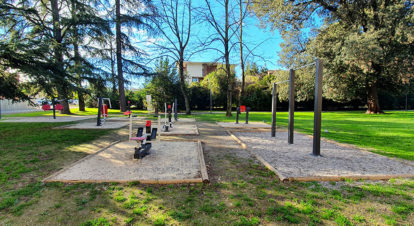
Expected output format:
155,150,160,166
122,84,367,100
0,99,2,120
52,97,56,119
271,83,277,137
245,107,250,124
209,89,212,113
313,59,323,156
235,107,240,124
97,97,102,126
174,98,178,121
288,69,295,144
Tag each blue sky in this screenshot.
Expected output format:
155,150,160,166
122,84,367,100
128,1,284,89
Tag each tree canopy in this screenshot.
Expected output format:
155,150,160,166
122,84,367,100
252,0,414,113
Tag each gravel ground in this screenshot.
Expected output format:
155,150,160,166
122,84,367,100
234,131,414,180
217,122,271,128
45,141,203,182
176,118,196,122
128,118,199,136
0,116,94,122
155,123,199,136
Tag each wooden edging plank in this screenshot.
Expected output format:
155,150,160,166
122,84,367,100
43,178,203,184
198,141,209,183
288,174,414,182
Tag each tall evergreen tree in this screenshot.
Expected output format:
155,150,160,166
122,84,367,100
113,0,156,112
0,0,110,113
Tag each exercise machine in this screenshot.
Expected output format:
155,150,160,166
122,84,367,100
236,105,251,124
41,98,63,119
97,97,111,126
130,120,158,159
271,59,324,156
124,101,132,118
162,103,174,132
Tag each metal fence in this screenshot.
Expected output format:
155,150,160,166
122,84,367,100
0,99,40,115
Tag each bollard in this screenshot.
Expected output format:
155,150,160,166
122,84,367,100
236,107,240,124
245,107,251,124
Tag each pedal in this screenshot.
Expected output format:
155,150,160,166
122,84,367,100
134,147,142,159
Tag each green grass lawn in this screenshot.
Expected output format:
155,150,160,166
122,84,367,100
0,121,413,225
188,111,414,160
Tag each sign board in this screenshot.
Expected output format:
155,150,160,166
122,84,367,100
146,95,152,112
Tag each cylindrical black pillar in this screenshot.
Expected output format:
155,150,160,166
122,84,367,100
236,107,240,124
271,83,277,137
288,69,295,144
313,59,323,156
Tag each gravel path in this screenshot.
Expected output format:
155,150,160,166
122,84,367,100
234,131,414,180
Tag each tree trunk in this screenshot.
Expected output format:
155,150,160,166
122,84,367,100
51,0,71,114
225,0,232,117
366,82,383,114
239,0,245,105
179,57,191,114
70,0,85,112
115,0,126,112
154,105,159,116
78,88,86,111
110,41,117,96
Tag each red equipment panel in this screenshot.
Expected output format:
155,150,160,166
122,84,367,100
55,104,63,110
104,104,108,117
101,104,108,117
42,104,51,111
240,105,246,113
168,104,171,109
146,120,151,127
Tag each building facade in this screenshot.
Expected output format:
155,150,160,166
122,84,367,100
182,61,218,84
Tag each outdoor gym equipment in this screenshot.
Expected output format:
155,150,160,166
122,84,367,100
124,101,132,118
97,97,112,126
162,103,174,132
130,120,158,159
41,98,63,119
271,59,323,156
236,105,251,124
